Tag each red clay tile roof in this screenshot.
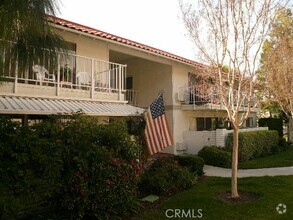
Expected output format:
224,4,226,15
47,16,205,68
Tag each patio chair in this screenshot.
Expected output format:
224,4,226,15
32,65,55,85
76,72,91,88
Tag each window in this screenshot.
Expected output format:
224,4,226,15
126,76,133,90
188,72,197,87
190,117,229,131
196,117,212,131
59,41,77,83
246,117,254,127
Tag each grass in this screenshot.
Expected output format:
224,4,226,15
238,148,293,169
134,176,293,220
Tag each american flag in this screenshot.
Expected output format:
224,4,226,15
144,93,173,155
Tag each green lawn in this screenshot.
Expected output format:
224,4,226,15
238,148,293,169
134,176,293,220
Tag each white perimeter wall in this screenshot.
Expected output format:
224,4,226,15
184,127,269,154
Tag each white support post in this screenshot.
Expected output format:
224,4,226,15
122,65,126,91
118,65,122,101
91,59,94,99
192,86,195,108
116,66,118,92
14,61,18,93
57,54,60,96
108,64,111,92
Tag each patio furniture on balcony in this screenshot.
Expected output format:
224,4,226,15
1,40,127,102
32,65,55,85
77,71,91,88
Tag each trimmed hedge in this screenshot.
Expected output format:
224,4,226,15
198,146,232,168
226,130,279,162
174,155,204,176
258,118,283,137
278,137,289,151
138,158,197,195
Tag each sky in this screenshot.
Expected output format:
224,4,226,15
57,0,197,61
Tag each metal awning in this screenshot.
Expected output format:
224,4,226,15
0,96,145,116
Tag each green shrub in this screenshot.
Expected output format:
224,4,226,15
56,117,141,219
0,117,63,219
271,144,281,154
59,147,140,220
258,118,283,137
226,130,279,162
278,137,289,151
0,115,142,220
198,146,232,168
139,158,197,195
174,155,204,175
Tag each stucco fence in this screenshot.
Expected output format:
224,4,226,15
181,127,269,155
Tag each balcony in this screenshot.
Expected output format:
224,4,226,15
177,85,223,110
0,41,135,103
178,85,259,111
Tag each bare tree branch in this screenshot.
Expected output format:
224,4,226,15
179,0,286,198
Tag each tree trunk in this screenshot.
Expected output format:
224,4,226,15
288,116,293,143
231,127,239,198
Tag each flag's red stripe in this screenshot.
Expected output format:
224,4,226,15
144,111,154,154
153,118,164,149
146,110,161,154
151,121,161,153
158,116,168,147
162,114,173,145
144,130,153,155
159,115,169,146
145,112,155,154
150,116,162,154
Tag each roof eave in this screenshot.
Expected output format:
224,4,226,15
48,16,206,69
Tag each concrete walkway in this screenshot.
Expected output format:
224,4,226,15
203,165,293,178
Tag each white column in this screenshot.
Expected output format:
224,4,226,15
14,61,18,93
91,59,94,99
118,65,122,101
57,54,60,96
216,129,227,147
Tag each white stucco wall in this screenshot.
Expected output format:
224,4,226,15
184,127,269,155
52,25,260,156
123,58,172,107
53,28,109,61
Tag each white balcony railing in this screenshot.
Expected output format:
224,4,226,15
179,85,221,105
179,85,256,108
125,89,138,106
1,40,128,101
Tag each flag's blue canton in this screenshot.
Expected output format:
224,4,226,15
150,94,165,119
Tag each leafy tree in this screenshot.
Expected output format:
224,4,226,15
0,0,66,74
180,0,285,198
260,8,293,142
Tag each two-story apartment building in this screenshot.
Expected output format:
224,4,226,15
0,16,260,154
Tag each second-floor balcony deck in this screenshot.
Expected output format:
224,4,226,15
178,85,222,110
0,42,137,104
178,85,259,112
